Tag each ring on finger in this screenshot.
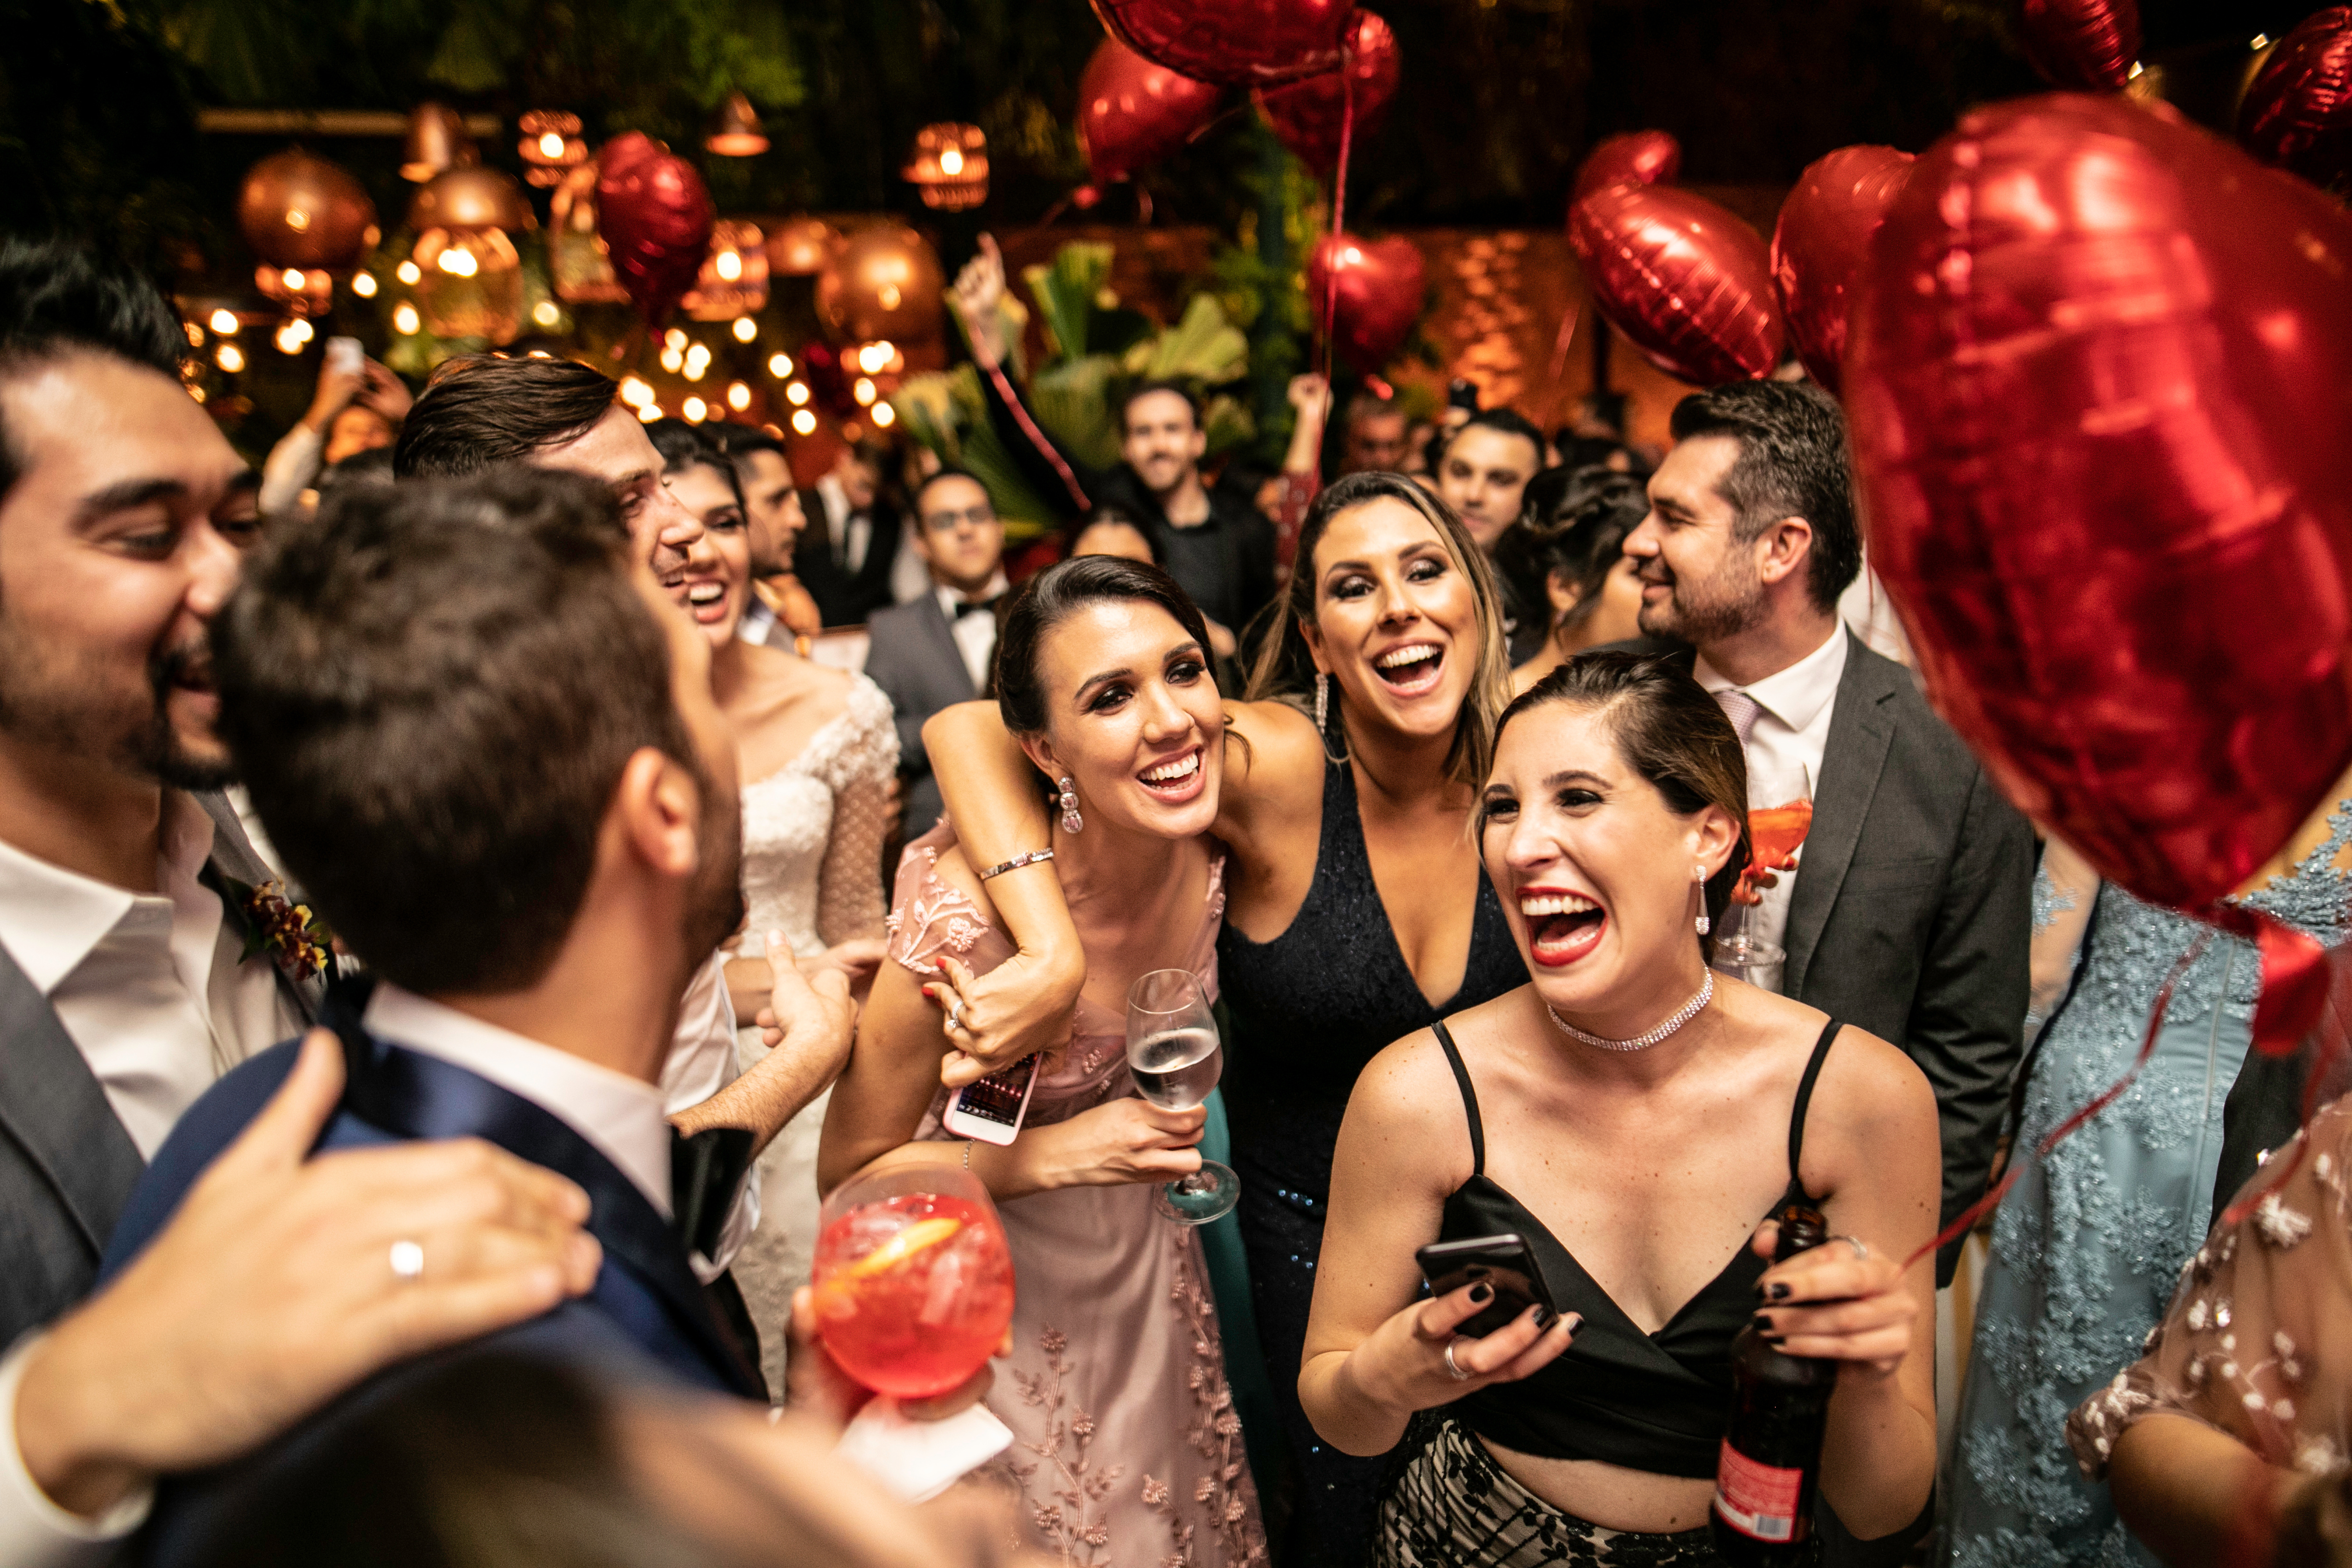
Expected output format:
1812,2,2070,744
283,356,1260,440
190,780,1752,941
1442,1339,1472,1382
389,1239,425,1281
945,1000,965,1031
1833,1234,1869,1262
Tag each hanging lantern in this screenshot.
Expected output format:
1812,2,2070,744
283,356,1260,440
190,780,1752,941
548,160,629,304
706,91,769,156
518,109,589,188
255,266,334,316
237,148,379,283
407,168,532,344
904,123,990,210
815,226,945,345
400,102,478,182
766,216,841,277
684,219,769,320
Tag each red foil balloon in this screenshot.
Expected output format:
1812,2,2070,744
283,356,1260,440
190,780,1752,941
1091,0,1351,88
1309,232,1423,372
1571,130,1683,203
1568,183,1782,386
1076,37,1222,186
1769,145,1914,394
596,131,715,330
2240,7,2352,194
1253,11,1400,174
1848,92,2352,947
2019,0,2140,91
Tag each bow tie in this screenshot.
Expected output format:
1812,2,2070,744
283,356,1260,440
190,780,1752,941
952,595,1002,620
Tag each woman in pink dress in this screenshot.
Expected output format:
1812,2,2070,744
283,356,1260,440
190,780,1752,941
820,556,1267,1567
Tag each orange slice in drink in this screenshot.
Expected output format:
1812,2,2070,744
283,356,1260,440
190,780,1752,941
838,1216,963,1281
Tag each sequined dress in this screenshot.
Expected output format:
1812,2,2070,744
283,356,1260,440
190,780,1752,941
1943,806,2352,1568
890,824,1269,1567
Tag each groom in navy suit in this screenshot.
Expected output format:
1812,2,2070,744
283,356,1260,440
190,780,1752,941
102,467,770,1542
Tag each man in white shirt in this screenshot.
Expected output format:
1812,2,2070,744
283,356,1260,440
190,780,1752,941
0,238,608,1565
793,440,917,625
1623,380,2034,1287
107,466,847,1547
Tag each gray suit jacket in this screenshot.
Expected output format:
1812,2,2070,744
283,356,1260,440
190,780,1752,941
1784,639,2035,1286
0,793,321,1345
861,593,980,840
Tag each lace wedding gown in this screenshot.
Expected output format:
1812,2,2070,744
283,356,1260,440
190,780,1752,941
730,674,898,1398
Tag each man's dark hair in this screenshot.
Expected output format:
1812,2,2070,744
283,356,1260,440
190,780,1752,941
911,465,990,522
1118,378,1201,435
1449,407,1545,464
213,468,694,996
707,425,787,463
1668,380,1860,613
0,239,187,502
392,354,617,480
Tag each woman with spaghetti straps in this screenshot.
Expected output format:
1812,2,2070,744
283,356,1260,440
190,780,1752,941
919,472,1527,1563
1301,655,1941,1566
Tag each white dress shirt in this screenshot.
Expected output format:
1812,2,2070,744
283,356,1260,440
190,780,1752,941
738,595,780,647
1694,621,1848,979
936,571,1010,694
815,473,870,576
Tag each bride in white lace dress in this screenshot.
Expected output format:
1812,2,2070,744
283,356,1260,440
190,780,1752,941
654,423,899,1396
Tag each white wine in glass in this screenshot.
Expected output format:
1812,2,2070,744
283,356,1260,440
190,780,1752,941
1125,969,1239,1225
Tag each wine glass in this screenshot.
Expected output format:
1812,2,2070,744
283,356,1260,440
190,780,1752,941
811,1163,1016,1399
1710,765,1814,994
1126,969,1240,1225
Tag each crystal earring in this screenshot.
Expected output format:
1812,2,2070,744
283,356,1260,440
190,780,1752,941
1694,862,1710,936
1314,672,1329,736
1057,776,1083,834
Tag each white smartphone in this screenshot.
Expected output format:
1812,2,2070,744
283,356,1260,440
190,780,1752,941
325,336,364,375
940,1052,1042,1145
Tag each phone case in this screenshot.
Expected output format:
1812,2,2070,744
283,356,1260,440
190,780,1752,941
941,1054,1040,1145
1415,1233,1557,1337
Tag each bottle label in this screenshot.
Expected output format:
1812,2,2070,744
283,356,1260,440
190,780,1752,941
1713,1439,1806,1543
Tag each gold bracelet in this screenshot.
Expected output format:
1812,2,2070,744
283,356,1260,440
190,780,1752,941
976,849,1054,881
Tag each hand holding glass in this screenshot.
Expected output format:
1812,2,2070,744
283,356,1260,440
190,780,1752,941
1125,969,1239,1225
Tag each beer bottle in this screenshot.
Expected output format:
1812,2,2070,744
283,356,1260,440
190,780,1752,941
1711,1202,1837,1565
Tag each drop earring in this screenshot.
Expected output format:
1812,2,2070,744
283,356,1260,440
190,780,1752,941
1314,672,1328,736
1694,862,1711,936
1057,776,1083,834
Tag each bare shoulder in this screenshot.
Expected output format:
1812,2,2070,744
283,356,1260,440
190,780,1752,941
1340,1022,1480,1190
1800,1017,1939,1204
1223,699,1324,793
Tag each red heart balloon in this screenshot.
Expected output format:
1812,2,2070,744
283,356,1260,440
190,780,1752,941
1571,130,1682,203
1769,145,1914,395
1847,92,2352,915
2019,0,2140,91
1077,36,1222,186
1253,11,1400,175
596,131,714,331
1309,232,1423,372
1091,0,1352,88
1568,183,1782,386
2240,7,2352,194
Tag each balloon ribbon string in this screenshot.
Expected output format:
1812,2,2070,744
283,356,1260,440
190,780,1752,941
1320,42,1356,388
1903,928,2212,1274
982,360,1091,513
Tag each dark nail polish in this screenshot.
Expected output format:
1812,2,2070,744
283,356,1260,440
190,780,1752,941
1767,1282,1792,1302
1468,1282,1493,1303
1751,1313,1773,1330
1535,1306,1557,1330
1565,1313,1583,1333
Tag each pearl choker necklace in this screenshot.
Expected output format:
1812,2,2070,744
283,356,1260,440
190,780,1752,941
1545,971,1715,1052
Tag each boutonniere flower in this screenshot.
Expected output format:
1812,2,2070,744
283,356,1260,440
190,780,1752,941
223,876,333,980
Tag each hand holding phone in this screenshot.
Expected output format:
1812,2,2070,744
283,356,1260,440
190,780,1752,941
941,1053,1041,1145
1415,1233,1557,1338
325,336,364,377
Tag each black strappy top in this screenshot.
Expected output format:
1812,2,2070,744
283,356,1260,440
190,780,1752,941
1432,1016,1844,1480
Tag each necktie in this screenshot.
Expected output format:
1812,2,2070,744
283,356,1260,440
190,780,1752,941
1713,687,1764,749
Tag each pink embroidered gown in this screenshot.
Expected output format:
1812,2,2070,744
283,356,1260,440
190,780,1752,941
885,824,1268,1568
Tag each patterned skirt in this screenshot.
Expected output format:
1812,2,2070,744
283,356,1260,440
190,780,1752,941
1375,1419,1727,1568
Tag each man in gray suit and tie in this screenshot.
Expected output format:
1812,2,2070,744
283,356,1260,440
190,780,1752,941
861,469,1009,839
1624,380,2035,1284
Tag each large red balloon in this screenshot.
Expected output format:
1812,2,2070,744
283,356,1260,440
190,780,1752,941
1253,11,1400,175
2240,7,2352,194
596,131,714,330
1568,183,1782,386
1077,37,1222,186
2019,0,2140,91
1092,0,1351,88
1309,232,1423,372
1848,93,2352,925
1571,130,1682,203
1769,145,1913,394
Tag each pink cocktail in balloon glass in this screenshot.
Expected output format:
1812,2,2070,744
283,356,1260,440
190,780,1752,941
811,1165,1015,1401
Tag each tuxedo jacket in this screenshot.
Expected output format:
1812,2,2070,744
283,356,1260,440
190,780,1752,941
862,591,979,838
791,488,903,628
0,793,320,1348
1779,637,2036,1284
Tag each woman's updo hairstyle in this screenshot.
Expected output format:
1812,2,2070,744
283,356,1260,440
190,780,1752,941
993,555,1215,738
1492,650,1753,955
1492,466,1650,641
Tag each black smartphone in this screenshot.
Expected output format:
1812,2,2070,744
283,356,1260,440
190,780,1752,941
1414,1232,1556,1337
1446,377,1480,413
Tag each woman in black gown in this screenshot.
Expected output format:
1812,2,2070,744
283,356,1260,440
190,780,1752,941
924,473,1528,1565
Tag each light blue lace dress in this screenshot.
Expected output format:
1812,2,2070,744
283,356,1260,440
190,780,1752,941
1941,809,2352,1568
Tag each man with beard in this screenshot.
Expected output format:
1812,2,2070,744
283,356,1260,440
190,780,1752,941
1622,379,2033,1284
103,468,781,1550
0,239,611,1561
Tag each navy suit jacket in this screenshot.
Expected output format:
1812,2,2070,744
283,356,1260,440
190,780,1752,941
101,1008,764,1555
